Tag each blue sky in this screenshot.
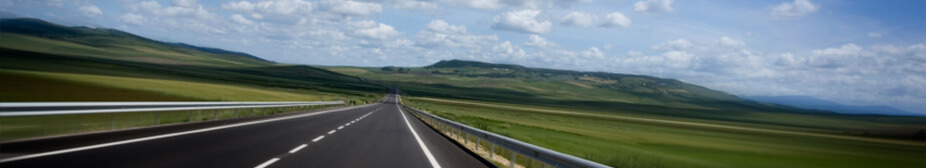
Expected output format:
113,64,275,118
2,0,924,114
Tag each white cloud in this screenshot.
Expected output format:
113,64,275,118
447,0,591,10
322,0,382,16
491,41,528,59
349,20,400,40
600,12,631,28
126,1,226,34
221,0,317,25
524,34,554,48
230,14,253,25
653,39,692,50
560,12,597,27
427,20,467,34
389,0,439,11
416,20,498,49
172,0,198,8
771,0,817,20
456,0,503,10
45,0,63,7
118,13,146,25
221,1,255,12
581,47,605,59
719,36,745,48
867,32,882,38
812,43,862,56
78,5,101,17
774,53,802,66
492,9,552,34
221,1,313,15
633,0,674,13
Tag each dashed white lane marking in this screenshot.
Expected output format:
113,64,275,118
288,144,308,153
397,105,442,168
254,158,280,168
248,104,386,168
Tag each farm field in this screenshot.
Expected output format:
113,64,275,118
403,96,926,168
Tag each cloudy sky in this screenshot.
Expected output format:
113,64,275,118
2,0,924,114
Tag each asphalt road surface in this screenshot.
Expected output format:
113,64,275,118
0,94,492,168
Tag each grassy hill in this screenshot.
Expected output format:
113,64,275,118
0,18,271,67
0,18,386,102
327,59,834,114
427,59,741,101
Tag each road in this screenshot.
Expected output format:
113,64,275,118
0,94,492,168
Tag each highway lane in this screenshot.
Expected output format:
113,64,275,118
0,94,491,168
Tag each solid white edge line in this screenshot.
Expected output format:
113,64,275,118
312,135,325,142
397,103,442,168
288,144,308,154
0,103,378,163
328,130,336,134
254,158,280,168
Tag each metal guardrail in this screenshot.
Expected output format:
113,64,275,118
403,105,610,168
0,101,344,117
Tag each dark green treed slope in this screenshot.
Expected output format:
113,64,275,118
428,59,740,101
0,18,386,102
0,18,270,67
362,59,770,111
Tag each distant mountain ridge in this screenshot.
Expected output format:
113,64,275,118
166,42,271,63
0,18,271,66
424,59,742,102
745,95,921,116
428,59,526,70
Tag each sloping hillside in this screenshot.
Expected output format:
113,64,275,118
427,59,740,101
330,60,785,112
0,18,385,102
0,18,270,66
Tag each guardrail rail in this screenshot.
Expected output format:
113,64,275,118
403,105,610,168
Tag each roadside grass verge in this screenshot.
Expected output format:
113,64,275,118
0,69,337,101
0,105,341,141
403,96,926,168
0,69,373,141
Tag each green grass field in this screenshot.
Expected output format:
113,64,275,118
403,96,926,168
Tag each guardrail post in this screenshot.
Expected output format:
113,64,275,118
213,109,218,120
457,127,466,140
490,144,495,159
249,108,254,116
510,152,517,168
188,111,193,122
110,113,115,130
155,112,160,125
464,132,468,145
475,138,480,150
